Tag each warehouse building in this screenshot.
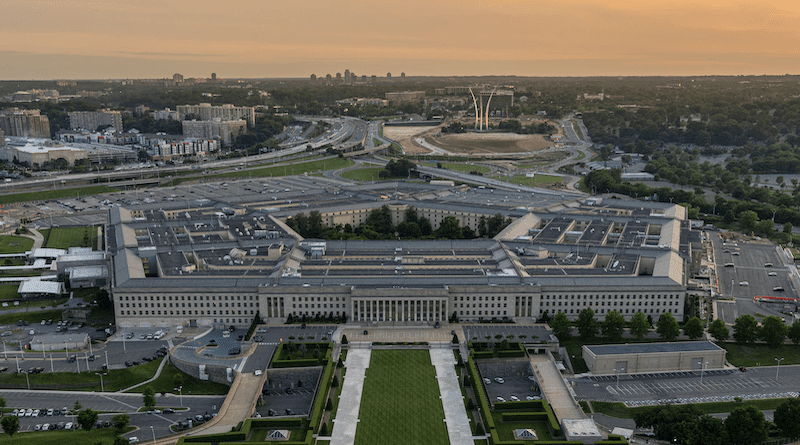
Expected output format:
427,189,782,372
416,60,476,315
582,341,727,375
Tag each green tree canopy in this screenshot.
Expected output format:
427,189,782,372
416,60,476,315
759,315,787,347
549,312,571,341
143,386,156,410
629,312,650,340
724,405,768,445
687,414,727,445
576,308,598,340
112,413,130,432
788,320,800,345
656,312,680,341
774,398,800,439
77,408,99,434
683,317,704,340
1,415,19,437
601,310,625,341
733,314,759,345
708,318,729,341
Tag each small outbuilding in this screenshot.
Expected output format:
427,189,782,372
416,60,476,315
582,341,726,375
30,333,89,352
562,418,602,444
17,280,65,298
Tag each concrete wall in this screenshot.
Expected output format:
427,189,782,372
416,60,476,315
169,352,235,386
264,367,323,392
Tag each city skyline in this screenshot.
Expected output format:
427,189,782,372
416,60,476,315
1,0,799,80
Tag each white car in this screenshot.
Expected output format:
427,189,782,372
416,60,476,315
34,424,41,431
510,395,520,402
46,408,54,416
496,396,505,402
32,409,40,417
254,369,262,376
739,281,749,286
11,409,18,416
64,422,73,430
526,396,536,400
25,409,33,417
483,378,490,385
129,437,140,444
494,377,504,384
768,272,778,276
42,424,50,431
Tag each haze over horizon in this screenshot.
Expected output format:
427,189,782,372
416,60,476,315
1,0,799,80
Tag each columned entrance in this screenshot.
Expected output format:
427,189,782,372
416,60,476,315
352,297,448,323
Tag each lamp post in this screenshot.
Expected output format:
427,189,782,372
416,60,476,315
105,351,109,370
95,372,107,392
15,355,19,373
39,341,44,359
3,340,6,360
50,354,54,373
64,340,68,358
23,370,30,390
150,425,156,444
775,357,784,381
174,385,183,408
614,368,622,388
700,361,708,385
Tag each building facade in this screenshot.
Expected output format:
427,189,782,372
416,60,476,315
176,104,255,126
181,119,246,147
68,110,123,133
0,109,51,138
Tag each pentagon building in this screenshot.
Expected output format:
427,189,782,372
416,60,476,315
108,181,698,329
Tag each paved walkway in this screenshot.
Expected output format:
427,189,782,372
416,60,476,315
530,355,585,421
430,349,474,445
330,349,371,445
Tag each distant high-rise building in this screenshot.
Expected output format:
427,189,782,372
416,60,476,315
68,110,123,133
325,74,332,85
56,80,77,87
401,72,405,82
385,91,425,103
310,74,317,83
211,73,217,81
176,103,255,126
361,75,367,83
172,73,184,84
371,75,377,83
0,108,51,138
0,128,5,147
135,105,150,117
336,73,342,82
344,69,351,85
387,72,392,80
181,119,246,146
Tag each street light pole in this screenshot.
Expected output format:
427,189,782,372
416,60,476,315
700,361,708,384
174,385,183,408
40,341,44,359
150,425,155,444
614,368,620,388
775,357,784,381
50,354,54,373
23,370,30,390
95,372,107,392
105,350,109,370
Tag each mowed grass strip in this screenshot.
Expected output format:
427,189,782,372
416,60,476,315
339,167,386,182
0,235,34,254
41,227,99,249
355,350,449,445
0,185,116,205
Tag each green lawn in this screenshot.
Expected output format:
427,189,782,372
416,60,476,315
0,186,116,205
354,350,449,445
0,284,19,300
507,174,563,187
40,227,99,249
0,356,164,392
442,163,491,174
126,361,230,395
0,309,63,326
718,342,800,367
491,411,552,443
0,426,134,444
170,157,353,184
339,167,386,182
591,398,792,419
0,236,34,254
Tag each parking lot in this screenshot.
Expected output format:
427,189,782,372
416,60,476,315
572,364,800,406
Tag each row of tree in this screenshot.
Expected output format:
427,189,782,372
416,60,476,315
634,401,800,445
730,314,800,347
547,309,692,342
286,205,512,241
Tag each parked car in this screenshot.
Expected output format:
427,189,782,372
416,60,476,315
494,377,504,384
64,422,73,430
129,437,140,444
496,396,505,402
510,396,520,402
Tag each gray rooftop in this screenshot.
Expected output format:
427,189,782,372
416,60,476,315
585,341,724,356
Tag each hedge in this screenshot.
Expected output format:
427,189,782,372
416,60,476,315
595,435,628,445
272,358,322,368
500,411,549,422
468,356,495,430
472,351,494,359
179,431,246,443
309,356,334,432
489,428,583,445
494,400,546,411
541,398,561,437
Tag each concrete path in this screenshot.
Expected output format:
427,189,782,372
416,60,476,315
27,228,44,250
330,349,371,445
430,349,473,445
530,355,585,421
185,373,263,436
119,355,170,393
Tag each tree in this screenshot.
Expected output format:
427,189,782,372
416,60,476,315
576,308,598,340
601,310,625,341
629,312,650,340
113,436,130,445
112,413,130,432
77,408,99,434
760,315,787,347
549,312,571,341
738,210,758,232
788,320,800,345
143,386,156,410
341,334,348,345
724,405,768,445
774,398,800,439
687,414,727,445
683,317,704,340
708,319,729,341
173,373,185,390
73,400,83,412
1,415,19,437
656,312,680,341
733,314,759,345
0,397,5,417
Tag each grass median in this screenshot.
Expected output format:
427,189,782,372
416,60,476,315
590,398,792,419
354,350,448,445
41,227,99,249
0,426,135,444
125,361,229,395
0,186,116,206
0,236,34,254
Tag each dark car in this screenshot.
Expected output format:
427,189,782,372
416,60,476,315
228,347,240,355
87,355,95,361
363,330,368,335
285,408,294,415
163,408,175,414
740,366,747,372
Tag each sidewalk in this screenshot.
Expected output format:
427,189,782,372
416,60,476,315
329,349,371,445
430,349,473,445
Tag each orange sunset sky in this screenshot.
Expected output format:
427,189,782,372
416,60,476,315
1,0,798,80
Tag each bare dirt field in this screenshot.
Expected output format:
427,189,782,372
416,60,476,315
383,125,443,155
424,132,552,155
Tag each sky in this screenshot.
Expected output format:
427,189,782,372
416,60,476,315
1,0,799,80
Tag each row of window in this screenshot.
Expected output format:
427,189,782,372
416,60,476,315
122,309,257,316
120,302,258,308
122,295,255,301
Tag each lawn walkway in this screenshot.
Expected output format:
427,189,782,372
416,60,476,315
430,349,474,445
330,349,371,445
